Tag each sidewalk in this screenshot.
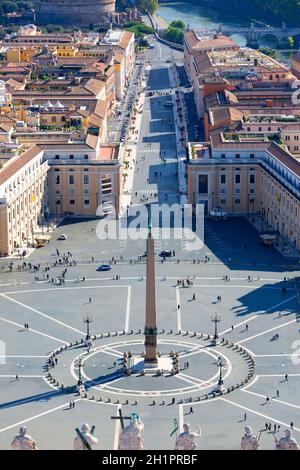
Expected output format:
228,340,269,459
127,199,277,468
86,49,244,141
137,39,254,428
169,66,188,206
119,89,146,215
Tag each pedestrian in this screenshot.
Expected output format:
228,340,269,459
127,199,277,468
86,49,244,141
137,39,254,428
244,413,247,421
190,407,193,414
285,373,288,381
192,293,196,301
268,423,272,431
274,424,277,432
231,325,234,331
89,297,92,303
245,324,249,332
69,401,72,409
291,422,294,430
276,390,280,397
266,396,270,404
172,397,175,405
177,304,180,310
55,358,58,365
265,422,268,430
72,401,75,409
15,374,19,381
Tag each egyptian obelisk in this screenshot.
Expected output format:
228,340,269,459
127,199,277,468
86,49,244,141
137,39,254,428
144,219,158,367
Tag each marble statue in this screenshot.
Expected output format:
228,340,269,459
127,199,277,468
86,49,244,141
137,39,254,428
276,429,300,450
73,423,98,450
118,413,144,450
175,423,201,450
240,426,260,450
11,426,38,450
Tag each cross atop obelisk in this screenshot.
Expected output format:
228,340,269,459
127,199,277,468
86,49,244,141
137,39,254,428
144,216,158,367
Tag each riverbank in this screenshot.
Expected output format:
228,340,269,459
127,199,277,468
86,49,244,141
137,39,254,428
152,12,169,30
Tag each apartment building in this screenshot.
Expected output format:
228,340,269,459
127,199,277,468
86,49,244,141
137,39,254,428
187,133,300,250
0,145,49,256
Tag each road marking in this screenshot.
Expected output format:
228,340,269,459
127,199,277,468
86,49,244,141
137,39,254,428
179,403,184,432
239,318,296,344
221,397,300,432
242,388,300,410
125,286,131,333
2,285,130,295
1,293,85,336
0,355,48,358
256,374,300,377
0,399,82,433
220,295,298,336
0,375,45,378
113,404,122,450
254,354,299,357
176,287,181,331
0,315,66,343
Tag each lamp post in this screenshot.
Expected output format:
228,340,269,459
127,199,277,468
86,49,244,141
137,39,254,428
83,313,93,341
210,313,221,346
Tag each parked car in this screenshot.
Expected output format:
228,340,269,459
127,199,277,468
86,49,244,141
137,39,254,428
57,234,68,241
96,264,112,272
159,250,172,258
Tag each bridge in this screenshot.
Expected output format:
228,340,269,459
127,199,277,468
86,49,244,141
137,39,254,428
196,22,300,48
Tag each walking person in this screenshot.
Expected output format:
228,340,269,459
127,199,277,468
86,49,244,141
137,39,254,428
190,407,193,414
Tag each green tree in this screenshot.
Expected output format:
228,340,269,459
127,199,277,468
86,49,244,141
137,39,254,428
136,0,158,15
288,36,295,48
164,26,184,44
170,20,185,30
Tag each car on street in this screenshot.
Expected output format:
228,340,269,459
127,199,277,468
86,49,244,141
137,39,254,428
96,264,112,272
57,234,68,240
159,250,172,258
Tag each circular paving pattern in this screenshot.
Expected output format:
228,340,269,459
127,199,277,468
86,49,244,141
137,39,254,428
45,330,255,404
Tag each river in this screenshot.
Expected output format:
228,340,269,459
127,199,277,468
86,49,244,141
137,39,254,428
156,1,297,63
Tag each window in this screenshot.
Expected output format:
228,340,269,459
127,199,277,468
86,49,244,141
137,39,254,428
285,136,290,141
235,199,241,204
70,200,75,205
56,200,61,205
69,155,74,160
249,174,255,184
268,127,271,132
234,188,241,194
51,116,56,123
250,154,255,159
198,175,208,194
235,174,241,184
55,175,60,184
221,154,226,159
220,188,226,194
258,127,262,132
249,188,255,194
235,154,240,159
220,174,226,184
69,175,75,185
83,175,89,185
84,155,89,160
220,199,226,204
295,146,299,151
295,136,299,141
84,199,90,206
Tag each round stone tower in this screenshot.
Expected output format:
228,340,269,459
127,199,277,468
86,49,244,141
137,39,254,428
34,0,116,26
